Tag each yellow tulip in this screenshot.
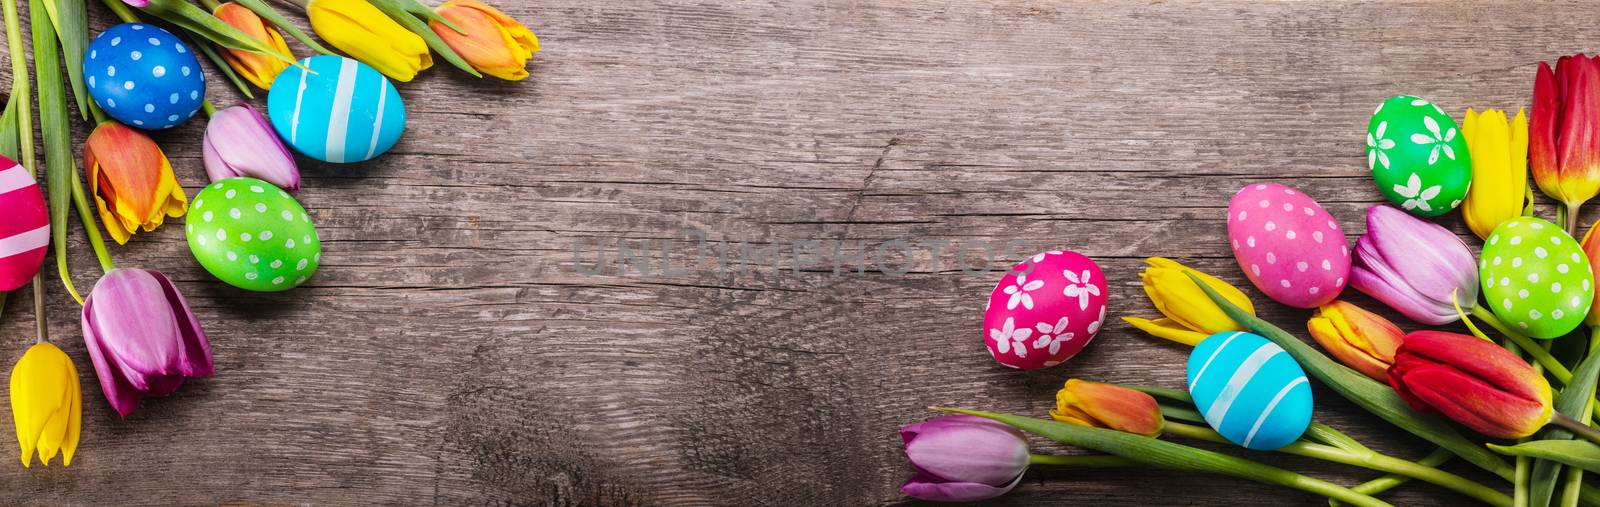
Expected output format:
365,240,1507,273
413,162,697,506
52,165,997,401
215,2,293,89
9,343,81,468
83,122,188,245
307,0,433,82
1123,257,1255,346
1461,107,1530,239
430,0,538,81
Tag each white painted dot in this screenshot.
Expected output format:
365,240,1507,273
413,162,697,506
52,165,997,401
1513,257,1524,268
270,260,283,269
1530,309,1543,320
167,114,178,122
88,75,95,87
130,25,143,30
1575,296,1586,307
1341,245,1349,257
1494,256,1503,266
250,185,264,193
1321,259,1332,270
1504,299,1514,310
260,230,273,240
297,259,308,271
1559,264,1570,273
1258,199,1270,208
1267,252,1277,264
1280,279,1291,288
1238,211,1248,221
1555,309,1566,320
1486,277,1496,288
303,235,311,243
286,239,297,248
226,252,238,261
1531,221,1545,230
1266,221,1277,231
1490,235,1499,245
1247,236,1256,248
225,189,237,199
1335,276,1344,286
229,208,241,219
190,90,199,100
181,66,192,76
1313,231,1324,243
110,37,121,46
143,104,154,113
1501,277,1511,287
1553,282,1564,293
1520,288,1531,299
151,65,165,77
272,276,285,285
216,229,227,241
295,276,306,284
1251,264,1261,276
1296,261,1308,272
123,81,134,90
130,50,142,61
1535,246,1548,258
281,210,294,221
1520,322,1530,329
315,253,321,262
1282,202,1293,211
176,43,187,53
197,235,208,246
245,272,258,280
202,211,213,222
1231,239,1240,250
1286,230,1297,240
1553,235,1563,245
169,92,180,104
90,50,97,58
1528,273,1541,283
1302,207,1314,216
1308,286,1320,295
1327,220,1337,230
241,232,252,242
106,66,116,77
1511,236,1523,245
1256,184,1267,190
255,203,268,213
249,255,260,264
147,37,160,46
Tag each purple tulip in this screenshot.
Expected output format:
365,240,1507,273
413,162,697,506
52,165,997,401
120,0,148,7
202,103,299,192
900,415,1029,502
1351,205,1479,325
81,269,213,417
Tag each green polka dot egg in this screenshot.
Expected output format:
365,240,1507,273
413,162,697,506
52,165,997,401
185,178,320,292
1480,217,1592,339
1366,95,1471,217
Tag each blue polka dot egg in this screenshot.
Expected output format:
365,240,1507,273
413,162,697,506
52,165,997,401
267,55,406,163
85,23,205,130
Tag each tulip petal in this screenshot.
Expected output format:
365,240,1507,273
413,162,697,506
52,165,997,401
202,104,299,191
62,361,79,466
1054,379,1164,437
82,288,144,417
901,472,1022,503
431,0,539,80
1389,331,1554,439
9,343,80,467
152,269,214,377
1532,61,1560,193
309,0,433,81
1122,317,1208,347
1393,363,1549,439
904,418,1031,486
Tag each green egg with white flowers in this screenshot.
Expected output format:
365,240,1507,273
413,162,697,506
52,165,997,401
1366,95,1471,217
1480,217,1592,339
185,178,321,292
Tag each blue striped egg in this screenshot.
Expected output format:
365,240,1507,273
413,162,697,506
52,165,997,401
84,23,205,130
1186,331,1313,450
266,55,405,163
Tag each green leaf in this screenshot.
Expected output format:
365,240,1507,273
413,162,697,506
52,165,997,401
0,94,21,160
1158,404,1205,424
1528,339,1600,507
31,0,82,303
1126,384,1192,404
1493,440,1600,474
180,26,254,99
392,0,460,33
367,0,482,77
939,408,1394,507
229,0,335,56
1183,272,1516,481
139,0,298,66
40,0,88,119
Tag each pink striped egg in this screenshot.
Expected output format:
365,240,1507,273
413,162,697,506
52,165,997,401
0,156,47,291
1227,183,1349,308
983,250,1108,369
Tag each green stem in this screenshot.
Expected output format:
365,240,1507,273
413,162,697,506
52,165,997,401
1164,422,1511,506
1473,307,1574,380
1029,454,1136,467
199,0,221,9
67,172,114,274
1337,448,1454,507
203,100,217,117
1568,330,1600,507
1507,337,1533,507
7,0,42,343
101,0,138,23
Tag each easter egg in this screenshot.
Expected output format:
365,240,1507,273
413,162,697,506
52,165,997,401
1480,217,1593,339
84,23,205,130
1227,183,1350,308
185,178,321,292
1186,331,1313,451
1366,96,1471,217
0,157,48,291
983,250,1109,369
267,55,406,163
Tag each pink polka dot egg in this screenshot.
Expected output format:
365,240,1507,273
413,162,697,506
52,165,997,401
983,250,1108,369
1227,183,1350,308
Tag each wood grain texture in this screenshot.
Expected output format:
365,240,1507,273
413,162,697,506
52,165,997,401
0,0,1588,505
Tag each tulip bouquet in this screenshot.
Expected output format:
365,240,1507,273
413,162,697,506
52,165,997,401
0,0,540,470
898,53,1600,507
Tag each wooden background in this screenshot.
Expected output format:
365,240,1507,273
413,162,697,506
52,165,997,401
0,0,1590,505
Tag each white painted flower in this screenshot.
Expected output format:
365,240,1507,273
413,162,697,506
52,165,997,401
1029,250,1063,263
1032,317,1074,355
1062,269,1102,311
989,317,1033,357
1409,115,1456,165
1367,120,1395,170
1087,306,1106,334
1393,172,1441,212
1003,276,1045,310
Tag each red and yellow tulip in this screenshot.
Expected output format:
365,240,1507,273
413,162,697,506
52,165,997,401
1050,379,1164,437
1307,301,1405,381
83,122,188,244
1531,54,1600,220
429,0,538,81
1387,330,1552,439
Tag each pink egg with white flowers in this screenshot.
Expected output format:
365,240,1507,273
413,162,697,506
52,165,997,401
983,250,1108,369
1227,183,1350,308
0,156,47,291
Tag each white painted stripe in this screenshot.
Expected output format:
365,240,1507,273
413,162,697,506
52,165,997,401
1203,343,1283,427
0,224,49,259
323,58,360,163
364,78,388,161
0,163,31,195
290,59,310,145
1242,377,1309,448
1188,331,1243,390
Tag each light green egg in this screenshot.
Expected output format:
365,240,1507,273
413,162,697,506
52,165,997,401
1480,217,1592,339
185,178,321,292
1366,95,1471,217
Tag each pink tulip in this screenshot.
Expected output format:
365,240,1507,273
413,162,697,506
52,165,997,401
81,269,213,417
900,415,1029,502
1350,205,1479,325
202,103,299,191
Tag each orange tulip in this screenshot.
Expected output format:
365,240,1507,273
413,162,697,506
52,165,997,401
1585,222,1600,325
1306,300,1405,381
429,0,539,80
1049,379,1164,437
214,3,293,89
84,122,187,245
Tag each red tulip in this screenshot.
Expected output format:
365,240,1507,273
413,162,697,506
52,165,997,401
1387,331,1552,439
1531,54,1600,216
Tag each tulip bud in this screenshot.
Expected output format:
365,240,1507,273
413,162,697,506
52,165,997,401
82,269,213,417
900,415,1028,502
203,104,300,191
1050,379,1164,437
83,122,188,245
1350,205,1478,325
307,0,433,82
1461,108,1530,240
1306,300,1404,381
9,343,81,467
1387,330,1552,439
213,3,293,89
1531,54,1600,214
1583,222,1600,326
1123,257,1256,346
429,0,539,81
